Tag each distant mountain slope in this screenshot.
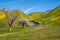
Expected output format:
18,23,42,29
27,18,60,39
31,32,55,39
18,10,26,18
0,5,60,26
0,11,5,20
27,5,60,25
0,9,26,20
46,5,60,20
41,5,60,25
0,9,26,27
27,12,46,20
9,10,26,19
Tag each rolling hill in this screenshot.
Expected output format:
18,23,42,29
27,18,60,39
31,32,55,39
27,12,46,20
27,5,60,25
0,9,26,27
42,5,60,25
0,10,5,20
0,5,60,26
0,6,60,40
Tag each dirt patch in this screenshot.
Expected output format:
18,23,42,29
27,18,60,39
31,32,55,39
0,32,19,37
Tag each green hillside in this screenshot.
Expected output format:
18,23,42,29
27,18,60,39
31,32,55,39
0,9,26,28
27,5,60,25
27,12,46,20
41,5,60,25
0,11,5,20
0,6,60,40
0,5,60,27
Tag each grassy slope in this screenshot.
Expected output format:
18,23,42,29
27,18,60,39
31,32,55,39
27,12,46,20
28,6,60,25
0,25,60,40
0,11,5,20
41,5,60,25
0,6,60,40
0,10,26,34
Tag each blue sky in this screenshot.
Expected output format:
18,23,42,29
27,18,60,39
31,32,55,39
0,0,60,14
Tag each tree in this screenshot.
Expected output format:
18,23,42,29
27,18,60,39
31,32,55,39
2,8,19,31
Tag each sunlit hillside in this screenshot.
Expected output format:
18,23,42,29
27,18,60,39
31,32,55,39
0,6,60,25
0,5,60,40
27,5,60,25
0,11,5,20
0,9,26,27
41,5,60,25
27,12,46,20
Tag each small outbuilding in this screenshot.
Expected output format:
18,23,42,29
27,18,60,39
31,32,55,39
29,20,40,26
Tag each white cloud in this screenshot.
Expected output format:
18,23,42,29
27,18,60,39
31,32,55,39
24,6,40,13
0,0,24,5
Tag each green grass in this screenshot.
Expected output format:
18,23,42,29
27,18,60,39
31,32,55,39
0,5,60,40
0,24,60,40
